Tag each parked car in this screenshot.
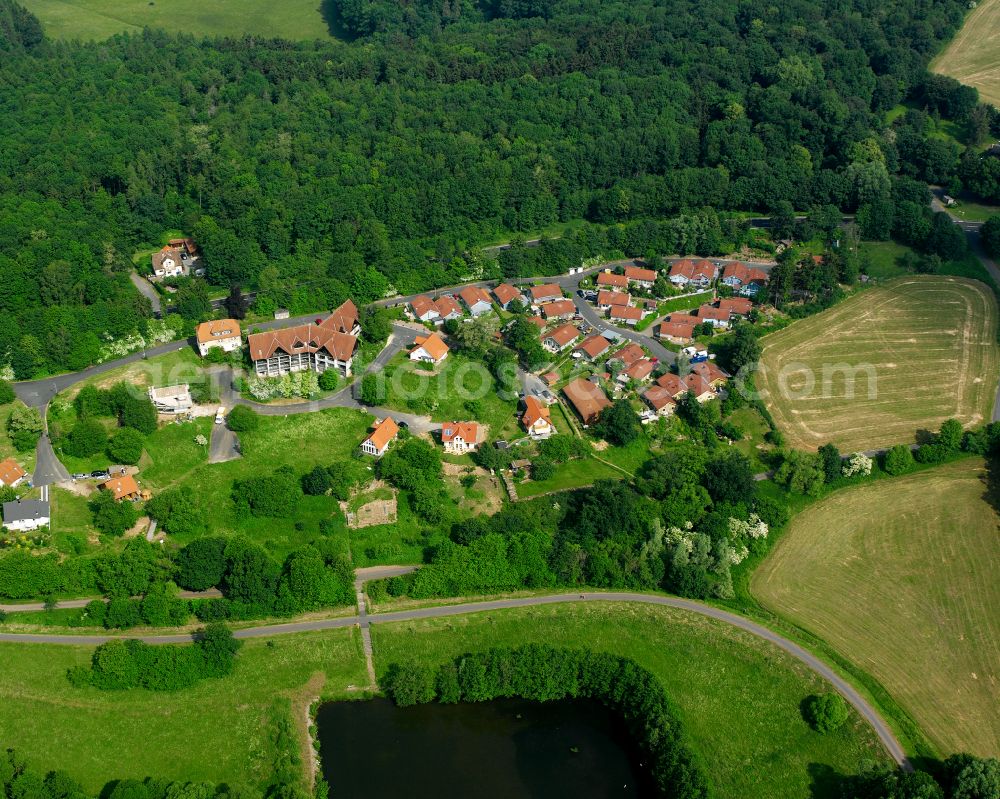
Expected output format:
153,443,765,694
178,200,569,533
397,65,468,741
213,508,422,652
216,407,226,425
91,470,110,480
72,473,88,481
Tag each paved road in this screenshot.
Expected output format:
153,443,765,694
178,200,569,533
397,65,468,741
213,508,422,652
130,271,162,317
32,434,70,487
0,590,909,768
209,423,241,463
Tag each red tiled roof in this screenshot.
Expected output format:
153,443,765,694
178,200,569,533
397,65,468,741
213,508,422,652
324,300,359,334
614,343,644,367
656,321,696,340
575,335,610,359
693,361,730,384
597,290,630,307
624,359,654,381
610,306,642,322
100,475,141,501
493,283,523,306
410,295,438,319
248,322,358,362
698,304,730,322
460,286,492,308
717,297,753,315
526,316,547,331
667,312,699,324
0,458,26,486
363,417,399,451
596,272,628,289
642,385,676,411
544,323,580,348
522,396,551,428
624,265,657,283
196,319,241,344
441,421,479,444
411,333,450,361
530,284,563,302
434,296,462,318
542,299,577,319
656,372,686,396
563,378,611,424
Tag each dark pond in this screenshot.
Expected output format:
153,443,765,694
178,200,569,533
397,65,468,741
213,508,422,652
316,697,653,798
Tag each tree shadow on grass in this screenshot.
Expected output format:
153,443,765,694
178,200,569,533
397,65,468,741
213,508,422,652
807,763,850,799
979,454,1000,517
318,0,359,40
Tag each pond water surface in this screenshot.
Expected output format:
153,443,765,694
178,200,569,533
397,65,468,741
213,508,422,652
316,697,652,798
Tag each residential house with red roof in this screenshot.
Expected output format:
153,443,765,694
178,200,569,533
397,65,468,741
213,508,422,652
360,417,400,458
521,396,554,439
409,333,450,364
459,286,494,316
247,300,359,378
410,295,440,323
697,304,731,329
440,421,480,454
529,284,563,304
624,265,657,288
493,283,526,310
596,290,631,312
542,299,577,321
562,378,611,426
574,335,611,362
596,272,628,290
542,324,580,353
669,259,717,287
610,305,643,325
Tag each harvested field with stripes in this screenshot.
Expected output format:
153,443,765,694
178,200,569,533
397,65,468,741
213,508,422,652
758,277,999,452
752,459,1000,757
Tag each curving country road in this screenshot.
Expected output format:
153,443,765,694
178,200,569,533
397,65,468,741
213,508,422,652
0,590,910,770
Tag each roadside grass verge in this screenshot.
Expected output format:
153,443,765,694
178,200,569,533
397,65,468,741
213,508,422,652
371,602,891,799
0,628,367,793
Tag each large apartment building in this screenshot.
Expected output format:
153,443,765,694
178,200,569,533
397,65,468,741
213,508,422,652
247,300,360,378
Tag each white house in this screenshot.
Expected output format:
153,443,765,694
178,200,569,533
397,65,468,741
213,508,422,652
196,319,242,357
459,286,494,317
2,500,50,532
0,458,27,488
148,384,193,414
151,246,184,279
441,421,480,454
409,333,450,364
360,417,399,458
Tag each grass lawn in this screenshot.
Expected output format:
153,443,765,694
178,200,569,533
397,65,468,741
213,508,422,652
50,487,97,543
931,0,1000,106
859,241,910,279
371,603,890,799
758,275,1000,451
19,0,334,41
54,348,205,403
381,353,517,437
516,455,625,498
752,459,1000,757
656,290,715,315
728,406,772,471
0,629,368,794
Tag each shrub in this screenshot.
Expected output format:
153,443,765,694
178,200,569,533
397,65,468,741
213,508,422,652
883,444,915,476
385,662,438,707
118,393,158,435
176,537,228,591
108,427,145,465
226,405,260,432
145,487,204,536
803,692,849,733
232,467,301,518
318,369,340,391
89,491,139,537
64,418,108,457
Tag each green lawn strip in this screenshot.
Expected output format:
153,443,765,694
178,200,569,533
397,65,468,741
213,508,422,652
0,629,368,793
20,0,333,41
515,455,624,498
371,602,890,799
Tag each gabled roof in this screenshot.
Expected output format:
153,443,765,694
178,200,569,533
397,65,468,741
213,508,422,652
410,295,439,319
697,304,730,322
642,385,676,411
683,372,714,396
441,421,479,444
670,259,696,279
526,316,547,331
624,265,657,283
530,284,563,302
693,361,730,384
623,359,654,381
151,246,181,271
411,333,450,361
522,396,551,428
610,306,643,322
1,499,49,524
597,290,630,307
363,417,399,451
248,323,358,362
562,378,611,424
196,319,241,344
493,283,523,305
459,285,493,308
0,458,26,487
656,321,696,340
614,343,645,367
100,475,141,501
575,335,611,359
596,272,628,289
323,299,360,334
434,296,463,318
544,323,580,348
666,312,699,324
722,262,766,284
718,297,754,315
669,259,717,281
655,372,687,397
542,299,576,319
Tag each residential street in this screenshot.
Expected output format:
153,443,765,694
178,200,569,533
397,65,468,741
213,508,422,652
129,271,162,317
0,590,909,771
208,423,241,463
32,434,70,487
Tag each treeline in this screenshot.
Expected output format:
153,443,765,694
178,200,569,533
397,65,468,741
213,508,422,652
0,534,355,625
384,644,709,799
68,623,240,691
0,0,981,375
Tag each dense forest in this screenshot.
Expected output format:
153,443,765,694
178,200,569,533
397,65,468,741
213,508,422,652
0,0,993,376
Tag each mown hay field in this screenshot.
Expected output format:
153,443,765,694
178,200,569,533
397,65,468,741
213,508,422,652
758,277,999,452
18,0,333,42
932,0,1000,107
752,459,1000,757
